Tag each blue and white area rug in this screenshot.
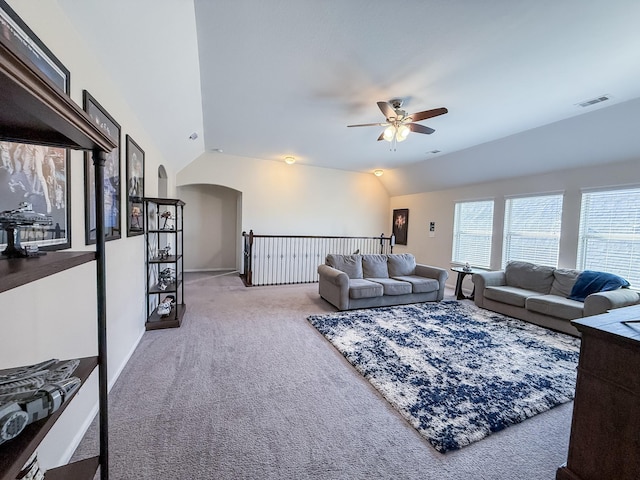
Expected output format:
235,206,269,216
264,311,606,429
307,301,580,453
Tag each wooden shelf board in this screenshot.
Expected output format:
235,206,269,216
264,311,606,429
0,357,97,480
0,251,96,294
44,456,99,480
146,303,186,330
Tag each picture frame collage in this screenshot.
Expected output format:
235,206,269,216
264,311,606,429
0,0,146,253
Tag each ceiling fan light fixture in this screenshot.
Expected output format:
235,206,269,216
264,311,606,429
383,125,396,142
396,124,410,142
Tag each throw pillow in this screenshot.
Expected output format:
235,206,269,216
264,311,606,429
568,270,631,302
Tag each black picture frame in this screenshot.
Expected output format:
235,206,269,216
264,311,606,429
125,135,144,237
0,0,72,253
83,90,121,245
392,208,409,246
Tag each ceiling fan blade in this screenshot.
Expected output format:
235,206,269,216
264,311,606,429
377,101,396,120
377,131,385,141
409,107,448,122
409,123,435,135
347,122,386,128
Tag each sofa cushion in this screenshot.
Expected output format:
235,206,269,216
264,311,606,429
505,261,555,294
348,279,383,299
387,254,416,277
484,286,544,307
568,270,631,302
526,295,584,320
550,268,581,297
392,275,439,294
367,278,412,295
362,254,389,278
326,254,363,279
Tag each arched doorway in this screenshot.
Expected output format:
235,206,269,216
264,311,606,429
158,165,168,198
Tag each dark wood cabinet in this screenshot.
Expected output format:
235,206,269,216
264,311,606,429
0,27,116,480
557,304,640,480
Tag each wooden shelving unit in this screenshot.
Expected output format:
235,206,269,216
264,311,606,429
144,197,186,330
0,21,117,480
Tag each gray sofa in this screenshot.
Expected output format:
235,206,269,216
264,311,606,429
472,261,639,336
318,253,448,310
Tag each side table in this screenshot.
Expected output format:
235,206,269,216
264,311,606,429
451,266,488,300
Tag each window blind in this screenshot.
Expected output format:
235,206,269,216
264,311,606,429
502,194,563,268
577,187,640,287
452,200,494,269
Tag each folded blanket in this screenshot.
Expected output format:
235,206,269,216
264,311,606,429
568,270,630,302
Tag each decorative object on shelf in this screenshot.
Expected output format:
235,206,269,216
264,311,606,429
125,135,145,237
159,210,174,230
17,451,45,480
463,262,472,272
144,197,186,330
392,208,409,245
83,90,121,245
0,202,52,258
0,359,81,446
157,295,175,317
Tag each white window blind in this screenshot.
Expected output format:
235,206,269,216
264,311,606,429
502,194,563,268
577,187,640,287
452,200,494,269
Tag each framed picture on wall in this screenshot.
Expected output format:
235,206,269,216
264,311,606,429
126,135,144,236
0,0,72,253
392,208,409,245
83,90,121,245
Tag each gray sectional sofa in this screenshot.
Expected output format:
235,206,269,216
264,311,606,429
317,253,448,310
472,260,639,336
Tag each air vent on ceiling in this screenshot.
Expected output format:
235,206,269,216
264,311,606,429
428,150,441,154
577,95,611,108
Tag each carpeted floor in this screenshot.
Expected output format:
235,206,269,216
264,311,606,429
73,272,575,479
308,301,580,452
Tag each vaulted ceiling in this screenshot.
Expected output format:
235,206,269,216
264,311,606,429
56,0,640,195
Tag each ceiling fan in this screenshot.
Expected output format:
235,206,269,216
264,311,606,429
347,99,448,144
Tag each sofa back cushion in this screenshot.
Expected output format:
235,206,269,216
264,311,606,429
326,254,363,279
362,254,389,278
550,268,581,297
387,254,417,277
504,261,555,294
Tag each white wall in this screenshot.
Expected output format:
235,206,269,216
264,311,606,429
0,1,176,469
178,153,391,237
177,184,240,271
390,158,640,294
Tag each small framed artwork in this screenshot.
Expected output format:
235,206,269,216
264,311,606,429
392,208,409,245
126,135,144,236
0,1,72,253
83,90,121,245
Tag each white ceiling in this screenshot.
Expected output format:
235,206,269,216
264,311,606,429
56,0,640,195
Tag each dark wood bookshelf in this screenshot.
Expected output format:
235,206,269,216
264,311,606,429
0,357,97,480
45,456,99,480
0,252,96,294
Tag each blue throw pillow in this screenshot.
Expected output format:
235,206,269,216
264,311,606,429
568,270,630,302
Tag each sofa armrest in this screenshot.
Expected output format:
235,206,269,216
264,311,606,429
472,271,506,308
583,288,640,317
415,264,449,301
318,264,350,310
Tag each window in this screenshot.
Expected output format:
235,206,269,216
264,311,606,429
452,200,494,269
577,187,640,287
503,194,563,267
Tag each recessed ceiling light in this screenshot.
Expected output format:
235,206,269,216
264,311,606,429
373,169,384,177
284,156,296,165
